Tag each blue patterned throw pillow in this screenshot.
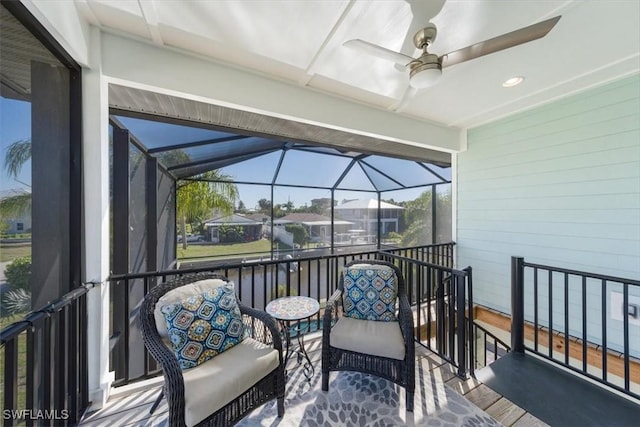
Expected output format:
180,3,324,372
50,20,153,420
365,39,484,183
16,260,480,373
161,284,245,369
342,266,397,321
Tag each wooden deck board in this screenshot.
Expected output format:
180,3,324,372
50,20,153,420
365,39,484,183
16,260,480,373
462,384,502,410
82,387,162,422
444,371,483,395
511,412,550,427
485,397,527,426
81,398,168,427
80,337,544,427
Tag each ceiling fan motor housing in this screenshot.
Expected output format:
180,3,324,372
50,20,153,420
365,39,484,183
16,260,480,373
409,53,442,88
409,54,441,74
413,24,437,49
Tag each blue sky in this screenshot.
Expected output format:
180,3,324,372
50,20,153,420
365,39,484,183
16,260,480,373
0,97,31,193
115,115,449,208
0,99,447,208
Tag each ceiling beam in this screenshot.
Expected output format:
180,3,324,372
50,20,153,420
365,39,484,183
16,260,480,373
101,32,463,156
299,0,356,86
138,0,164,46
147,134,251,154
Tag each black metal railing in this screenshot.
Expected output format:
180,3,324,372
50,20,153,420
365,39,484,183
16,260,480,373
380,251,473,377
108,243,457,386
511,256,640,401
0,282,95,427
472,321,510,368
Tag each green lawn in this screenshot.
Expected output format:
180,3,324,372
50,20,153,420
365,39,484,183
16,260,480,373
177,239,272,260
0,244,31,262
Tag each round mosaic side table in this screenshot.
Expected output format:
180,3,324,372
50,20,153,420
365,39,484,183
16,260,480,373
266,296,320,380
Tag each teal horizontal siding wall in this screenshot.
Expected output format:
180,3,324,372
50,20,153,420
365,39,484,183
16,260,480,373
457,74,640,355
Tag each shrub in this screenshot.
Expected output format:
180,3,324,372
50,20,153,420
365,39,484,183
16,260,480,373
284,224,309,246
270,284,298,299
5,256,31,291
2,288,31,316
386,232,402,241
220,225,243,243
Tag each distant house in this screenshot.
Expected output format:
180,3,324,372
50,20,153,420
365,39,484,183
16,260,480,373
334,199,404,236
244,213,270,223
273,213,352,243
204,213,263,243
0,189,31,235
2,217,31,235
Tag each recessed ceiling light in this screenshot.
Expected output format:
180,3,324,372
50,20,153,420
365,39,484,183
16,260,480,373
502,76,524,87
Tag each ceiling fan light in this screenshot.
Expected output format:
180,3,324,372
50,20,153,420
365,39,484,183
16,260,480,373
409,61,442,89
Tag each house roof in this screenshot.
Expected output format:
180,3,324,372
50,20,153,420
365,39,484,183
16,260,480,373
273,213,353,226
334,199,404,210
204,214,261,226
244,213,270,222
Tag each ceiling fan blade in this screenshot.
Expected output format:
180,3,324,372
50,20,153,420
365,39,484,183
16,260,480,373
440,15,561,68
343,39,414,66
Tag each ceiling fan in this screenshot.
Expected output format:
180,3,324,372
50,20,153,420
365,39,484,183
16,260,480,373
344,16,561,89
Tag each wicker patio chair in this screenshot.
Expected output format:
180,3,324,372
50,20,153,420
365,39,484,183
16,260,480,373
139,273,285,427
321,259,415,411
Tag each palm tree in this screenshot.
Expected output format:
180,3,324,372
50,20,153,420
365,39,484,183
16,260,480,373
2,139,239,251
176,170,238,249
0,139,31,218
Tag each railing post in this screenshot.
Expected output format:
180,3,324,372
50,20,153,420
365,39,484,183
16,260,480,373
465,267,475,376
4,338,18,427
511,256,525,354
455,273,468,378
436,269,445,355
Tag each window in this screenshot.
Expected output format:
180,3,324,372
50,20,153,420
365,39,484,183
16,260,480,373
1,3,81,310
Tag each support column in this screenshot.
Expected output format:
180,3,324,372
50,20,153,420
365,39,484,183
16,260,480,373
83,27,113,410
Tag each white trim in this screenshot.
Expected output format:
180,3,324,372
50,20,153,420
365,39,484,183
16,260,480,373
83,27,113,410
451,151,459,257
99,32,462,154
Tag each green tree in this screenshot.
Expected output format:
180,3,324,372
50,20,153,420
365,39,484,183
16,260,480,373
435,188,452,242
176,171,238,249
401,190,433,246
400,189,452,246
257,198,271,213
282,200,294,211
285,223,309,247
0,139,31,218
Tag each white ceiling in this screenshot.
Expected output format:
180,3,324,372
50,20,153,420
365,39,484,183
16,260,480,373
76,0,640,129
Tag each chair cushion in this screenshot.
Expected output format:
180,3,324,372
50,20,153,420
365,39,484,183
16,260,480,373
342,264,397,321
154,278,230,339
182,338,280,427
161,284,245,369
329,316,405,360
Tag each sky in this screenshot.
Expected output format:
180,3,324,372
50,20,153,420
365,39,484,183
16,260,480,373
0,97,31,193
0,98,449,207
115,115,450,209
